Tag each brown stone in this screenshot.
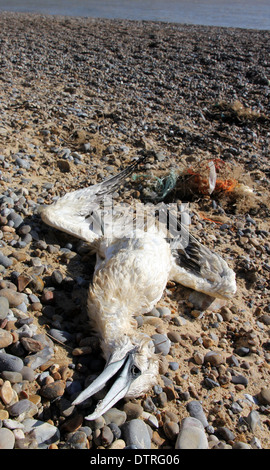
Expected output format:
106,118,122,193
17,273,32,292
20,337,43,352
40,380,65,399
0,381,14,405
0,329,13,348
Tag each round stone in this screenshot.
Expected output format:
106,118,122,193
0,289,26,308
0,380,14,404
103,408,127,426
0,428,15,449
175,417,208,449
187,400,209,427
0,296,9,320
258,387,270,406
0,353,24,372
8,399,38,418
66,431,89,449
40,380,66,399
204,351,225,366
0,329,13,348
123,402,143,420
152,333,171,355
121,419,151,449
163,421,179,440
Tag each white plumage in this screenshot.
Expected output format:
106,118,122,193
40,158,236,419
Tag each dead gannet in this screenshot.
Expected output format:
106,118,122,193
40,157,236,420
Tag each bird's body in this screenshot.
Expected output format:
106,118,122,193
88,228,172,359
40,158,236,419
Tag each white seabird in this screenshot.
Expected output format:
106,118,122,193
40,157,236,420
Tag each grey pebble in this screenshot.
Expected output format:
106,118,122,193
169,361,179,371
235,347,250,356
216,426,235,442
0,352,24,372
151,333,171,355
65,379,82,396
0,427,15,449
8,399,38,419
232,441,252,449
15,156,31,170
65,430,88,449
121,419,151,449
103,408,127,426
175,417,208,449
186,400,209,427
245,410,261,432
1,371,23,383
22,418,60,448
24,346,54,369
21,365,35,381
0,252,13,268
231,375,248,386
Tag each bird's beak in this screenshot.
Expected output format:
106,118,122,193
72,351,137,420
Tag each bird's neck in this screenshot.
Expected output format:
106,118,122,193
87,287,137,359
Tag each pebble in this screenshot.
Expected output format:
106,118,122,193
22,418,60,448
122,419,151,449
24,346,54,369
40,380,66,399
0,427,15,449
0,328,13,348
8,399,38,419
0,252,13,268
0,289,26,308
232,441,252,449
0,353,24,372
151,333,171,355
65,430,89,449
245,410,261,432
204,351,225,366
103,408,127,427
0,296,9,319
258,387,270,405
163,421,179,441
175,417,208,449
0,380,14,404
231,374,248,386
193,351,204,365
123,402,143,419
216,426,235,442
186,400,209,427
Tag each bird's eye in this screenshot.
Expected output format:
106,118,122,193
131,365,141,377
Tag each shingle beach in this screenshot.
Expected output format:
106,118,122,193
0,12,269,449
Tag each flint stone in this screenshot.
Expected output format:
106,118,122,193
22,418,60,448
175,417,208,449
24,346,54,369
0,427,15,449
0,329,13,348
0,296,9,319
0,289,27,308
0,252,13,268
152,333,171,355
122,419,151,449
8,399,38,418
187,400,209,427
0,352,24,372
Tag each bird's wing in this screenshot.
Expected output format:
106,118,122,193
161,207,236,299
39,157,146,245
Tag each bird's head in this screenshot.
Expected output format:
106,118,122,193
72,335,159,420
